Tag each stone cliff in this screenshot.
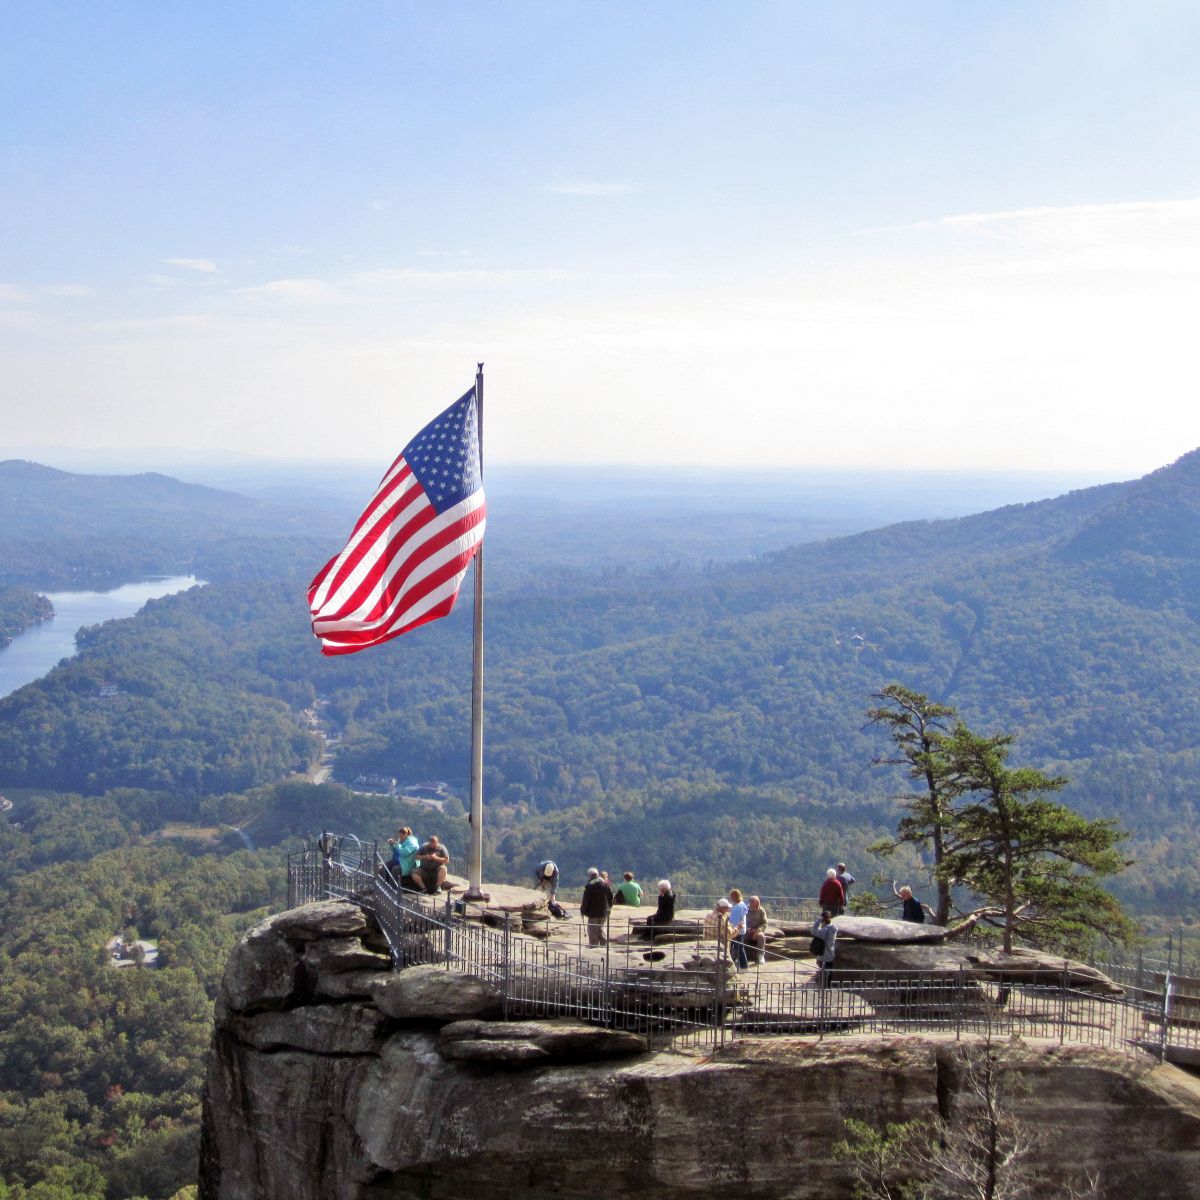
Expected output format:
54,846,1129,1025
200,901,1200,1199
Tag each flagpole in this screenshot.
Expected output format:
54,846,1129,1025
464,361,488,902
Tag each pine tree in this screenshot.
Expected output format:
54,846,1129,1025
941,726,1133,953
866,685,962,925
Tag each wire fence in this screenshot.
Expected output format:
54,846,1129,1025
287,837,1198,1062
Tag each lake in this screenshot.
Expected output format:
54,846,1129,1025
0,576,202,700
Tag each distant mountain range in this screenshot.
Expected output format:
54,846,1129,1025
1,449,1197,911
0,459,341,588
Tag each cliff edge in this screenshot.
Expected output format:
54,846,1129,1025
199,900,1200,1200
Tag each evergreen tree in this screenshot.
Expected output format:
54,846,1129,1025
942,727,1133,952
866,685,962,925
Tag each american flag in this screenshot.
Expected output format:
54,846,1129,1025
307,389,485,656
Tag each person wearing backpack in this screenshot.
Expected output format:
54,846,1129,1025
811,910,837,982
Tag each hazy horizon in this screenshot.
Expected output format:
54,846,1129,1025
2,5,1199,474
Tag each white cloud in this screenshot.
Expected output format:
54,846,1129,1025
0,284,30,304
547,180,639,197
366,198,391,212
164,257,218,273
233,278,341,302
39,283,92,297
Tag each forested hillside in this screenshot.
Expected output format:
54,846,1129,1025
0,451,1197,912
0,460,339,588
0,586,52,643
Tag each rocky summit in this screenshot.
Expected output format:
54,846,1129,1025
200,900,1200,1200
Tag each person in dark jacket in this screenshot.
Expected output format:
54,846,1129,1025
811,909,837,982
818,868,846,915
894,882,928,923
639,879,676,940
580,867,612,946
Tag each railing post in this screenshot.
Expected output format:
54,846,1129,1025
713,917,728,1047
503,919,512,1020
956,966,964,1040
1159,971,1173,1062
1060,965,1068,1044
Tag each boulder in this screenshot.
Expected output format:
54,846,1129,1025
370,964,504,1021
315,970,394,1001
271,900,370,942
219,920,303,1015
231,1002,392,1055
831,916,948,944
303,936,392,975
438,1019,647,1063
437,1038,551,1064
831,941,1123,996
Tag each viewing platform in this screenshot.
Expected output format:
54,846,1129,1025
288,834,1200,1064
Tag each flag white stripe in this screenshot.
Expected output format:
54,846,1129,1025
310,492,485,635
309,475,426,614
311,514,485,637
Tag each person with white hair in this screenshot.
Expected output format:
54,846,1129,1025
580,867,612,946
818,867,846,916
639,879,676,941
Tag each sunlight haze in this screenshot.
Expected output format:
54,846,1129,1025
2,2,1198,473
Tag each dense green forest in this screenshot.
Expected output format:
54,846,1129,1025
0,451,1198,917
0,588,52,644
0,791,283,1199
0,781,461,1200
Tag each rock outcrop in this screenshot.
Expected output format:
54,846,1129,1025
201,901,1200,1200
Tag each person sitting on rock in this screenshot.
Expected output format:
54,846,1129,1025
390,827,421,891
893,882,928,923
534,860,559,901
744,895,768,965
580,867,612,946
818,868,846,916
415,835,450,895
613,871,643,907
639,880,676,939
704,897,734,955
811,909,838,981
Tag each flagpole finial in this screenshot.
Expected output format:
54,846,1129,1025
477,361,484,372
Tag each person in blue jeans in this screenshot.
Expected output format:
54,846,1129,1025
727,888,750,969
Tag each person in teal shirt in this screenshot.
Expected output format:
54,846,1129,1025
390,826,421,890
614,871,643,906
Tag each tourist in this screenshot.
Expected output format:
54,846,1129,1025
727,888,750,970
819,867,846,916
704,897,734,956
744,895,768,965
414,835,450,895
534,860,559,901
613,871,643,907
835,862,855,899
893,882,928,923
580,867,613,946
391,827,421,891
811,909,838,981
640,879,676,939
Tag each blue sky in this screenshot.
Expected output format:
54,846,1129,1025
2,2,1198,471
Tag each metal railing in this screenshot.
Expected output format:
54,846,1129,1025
287,838,1197,1061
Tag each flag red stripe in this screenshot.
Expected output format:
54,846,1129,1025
311,501,484,640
